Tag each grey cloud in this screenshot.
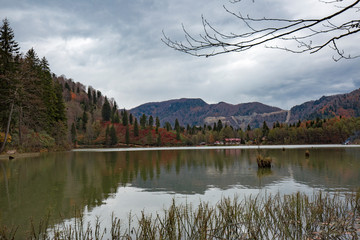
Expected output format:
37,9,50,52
1,0,359,110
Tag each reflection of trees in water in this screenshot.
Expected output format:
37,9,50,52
1,148,360,238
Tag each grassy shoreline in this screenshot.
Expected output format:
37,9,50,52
1,191,359,239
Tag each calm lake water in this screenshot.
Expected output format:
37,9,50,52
1,146,360,238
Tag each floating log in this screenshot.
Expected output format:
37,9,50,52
305,150,310,158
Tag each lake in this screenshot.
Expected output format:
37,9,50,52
1,145,360,238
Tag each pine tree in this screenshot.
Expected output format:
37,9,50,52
129,113,133,125
262,121,269,137
134,118,139,137
140,114,147,129
0,18,20,73
148,115,154,129
155,117,160,134
176,128,181,141
113,111,120,123
174,118,180,131
87,87,92,103
112,101,118,116
164,122,172,131
109,125,117,145
217,120,223,132
92,90,97,104
82,111,88,131
102,97,111,121
122,110,128,126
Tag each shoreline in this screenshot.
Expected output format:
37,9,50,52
72,144,360,152
2,144,359,160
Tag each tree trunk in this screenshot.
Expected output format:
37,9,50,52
0,101,14,153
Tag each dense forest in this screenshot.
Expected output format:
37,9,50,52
1,18,360,153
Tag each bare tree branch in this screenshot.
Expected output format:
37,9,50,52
162,0,360,60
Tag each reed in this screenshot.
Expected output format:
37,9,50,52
1,190,359,239
256,154,272,168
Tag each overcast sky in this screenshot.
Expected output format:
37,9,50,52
1,0,359,110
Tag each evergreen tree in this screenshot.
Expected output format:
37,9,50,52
82,111,88,130
176,127,181,140
155,117,160,134
164,122,172,131
112,101,118,116
122,110,128,126
102,97,111,121
262,121,269,137
92,90,97,104
109,125,117,145
129,113,133,125
213,122,217,132
134,118,139,137
148,115,154,129
140,114,147,129
53,81,66,122
87,87,92,103
0,18,20,72
113,111,120,123
217,120,223,132
174,118,180,131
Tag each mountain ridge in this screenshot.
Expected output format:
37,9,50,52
130,88,360,129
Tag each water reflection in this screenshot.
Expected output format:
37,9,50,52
1,147,360,238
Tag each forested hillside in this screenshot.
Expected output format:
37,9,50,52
290,88,360,121
0,18,67,152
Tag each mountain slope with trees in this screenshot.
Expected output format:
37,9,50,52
289,88,360,121
130,88,360,130
130,99,284,129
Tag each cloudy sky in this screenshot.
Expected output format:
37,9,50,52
1,0,359,110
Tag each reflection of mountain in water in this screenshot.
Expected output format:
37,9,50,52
130,148,360,194
1,148,360,238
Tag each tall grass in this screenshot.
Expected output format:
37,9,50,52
1,191,359,239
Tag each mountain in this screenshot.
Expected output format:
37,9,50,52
130,88,360,129
130,98,286,129
289,88,360,121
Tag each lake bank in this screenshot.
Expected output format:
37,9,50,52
72,144,360,152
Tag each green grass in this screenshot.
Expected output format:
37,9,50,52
1,191,359,239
